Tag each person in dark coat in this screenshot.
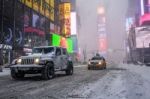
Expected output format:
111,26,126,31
0,50,3,72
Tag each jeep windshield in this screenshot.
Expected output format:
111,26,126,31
32,47,54,54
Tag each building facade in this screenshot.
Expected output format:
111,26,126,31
0,0,73,64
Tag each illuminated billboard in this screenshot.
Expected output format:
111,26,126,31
99,37,107,52
33,0,40,12
51,34,73,53
25,0,32,8
59,3,71,37
50,0,54,8
52,34,61,47
135,26,150,48
19,0,55,21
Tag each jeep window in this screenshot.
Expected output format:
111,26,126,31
56,48,61,56
33,47,54,54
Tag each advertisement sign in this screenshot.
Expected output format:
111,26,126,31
59,3,71,20
21,0,55,21
64,3,71,19
59,4,64,20
51,34,73,53
45,0,49,4
50,9,54,21
135,26,150,48
45,0,50,18
33,0,40,12
62,18,71,36
40,0,45,16
50,0,54,8
59,3,71,37
25,0,32,8
99,38,107,52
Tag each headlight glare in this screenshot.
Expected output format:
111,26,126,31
17,59,22,64
88,62,91,64
34,58,40,64
98,61,102,65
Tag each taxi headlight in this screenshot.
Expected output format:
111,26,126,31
98,61,102,65
17,59,22,64
34,58,40,64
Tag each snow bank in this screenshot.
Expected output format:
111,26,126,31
0,68,10,77
119,63,150,81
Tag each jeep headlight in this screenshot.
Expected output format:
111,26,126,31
88,61,91,65
17,59,22,64
34,58,40,64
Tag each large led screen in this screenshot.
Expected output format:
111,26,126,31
136,27,150,48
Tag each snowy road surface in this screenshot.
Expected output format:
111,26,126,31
0,64,150,99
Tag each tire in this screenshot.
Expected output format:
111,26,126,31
11,69,25,80
66,62,73,75
103,66,106,69
42,63,55,80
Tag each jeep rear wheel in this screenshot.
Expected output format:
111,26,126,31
66,62,73,75
11,69,25,80
42,63,55,80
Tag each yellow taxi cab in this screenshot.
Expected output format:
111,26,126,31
88,56,106,70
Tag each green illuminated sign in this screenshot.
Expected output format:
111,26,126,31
67,38,73,53
52,34,61,47
51,34,73,53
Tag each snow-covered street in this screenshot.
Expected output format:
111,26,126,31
69,64,150,99
0,64,150,99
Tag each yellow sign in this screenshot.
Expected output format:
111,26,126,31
19,0,25,3
20,0,55,21
50,0,54,8
59,3,71,20
45,0,50,18
60,3,71,36
45,0,49,4
59,4,64,20
64,3,71,19
40,0,45,16
25,0,32,8
50,8,54,21
33,0,40,12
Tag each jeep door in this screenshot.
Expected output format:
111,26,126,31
61,48,68,69
55,47,62,69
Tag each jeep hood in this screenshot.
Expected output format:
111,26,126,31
21,53,55,59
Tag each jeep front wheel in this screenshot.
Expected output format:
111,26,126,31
11,69,25,80
42,63,55,80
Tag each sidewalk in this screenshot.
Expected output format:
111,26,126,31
0,68,10,77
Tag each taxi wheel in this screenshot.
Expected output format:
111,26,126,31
103,65,106,69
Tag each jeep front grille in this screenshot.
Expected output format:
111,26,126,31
21,59,34,65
